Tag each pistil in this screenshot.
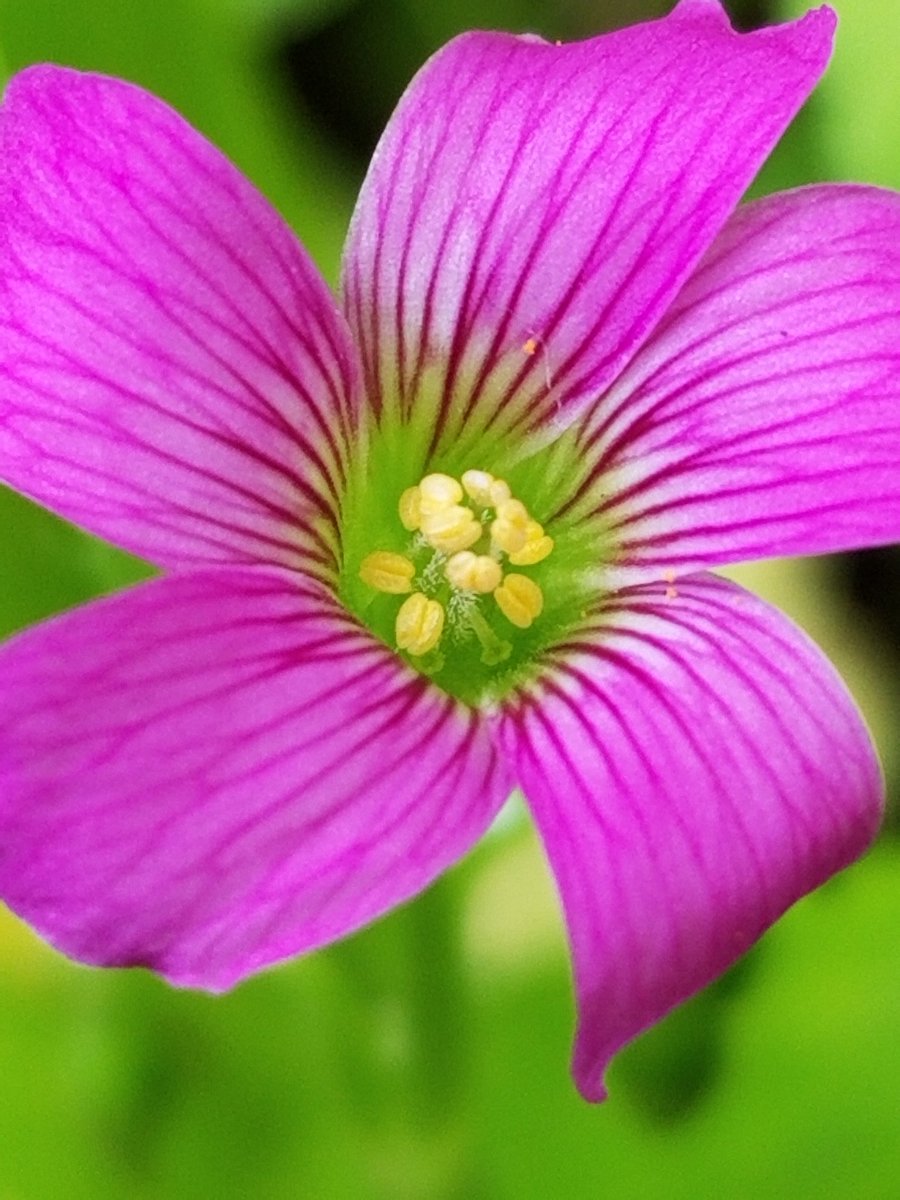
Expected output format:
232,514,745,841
467,606,512,666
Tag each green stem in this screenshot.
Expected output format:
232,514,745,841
329,877,480,1199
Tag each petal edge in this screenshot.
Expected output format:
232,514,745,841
500,574,882,1100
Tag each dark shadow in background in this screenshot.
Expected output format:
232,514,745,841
271,0,779,177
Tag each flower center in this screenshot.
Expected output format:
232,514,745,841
356,470,555,675
335,419,609,706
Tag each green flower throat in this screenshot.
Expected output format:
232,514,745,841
338,424,606,706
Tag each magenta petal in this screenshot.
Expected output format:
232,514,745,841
0,568,511,987
573,184,900,579
342,2,834,455
499,573,882,1101
0,67,360,579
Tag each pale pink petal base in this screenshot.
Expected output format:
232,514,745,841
499,574,882,1101
0,568,511,988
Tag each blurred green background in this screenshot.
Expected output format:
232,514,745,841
0,1,897,1196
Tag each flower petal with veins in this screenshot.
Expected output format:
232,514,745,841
568,185,900,583
0,568,511,988
0,3,894,1103
343,2,834,455
500,574,882,1100
0,67,361,581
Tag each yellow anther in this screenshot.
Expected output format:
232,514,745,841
396,592,445,657
491,521,527,554
461,470,514,510
489,479,512,507
491,498,530,554
359,551,416,594
398,486,422,531
445,551,503,594
494,574,544,629
461,469,496,507
418,473,463,514
496,498,528,524
508,520,554,566
420,505,482,554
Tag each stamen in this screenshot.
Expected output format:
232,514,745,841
460,469,512,510
357,466,556,670
489,479,512,507
398,486,422,531
396,592,445,656
420,505,482,554
491,499,530,554
508,519,554,566
494,573,544,629
419,473,463,513
359,551,416,594
461,469,496,506
445,551,502,594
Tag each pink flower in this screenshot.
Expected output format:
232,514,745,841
0,0,897,1101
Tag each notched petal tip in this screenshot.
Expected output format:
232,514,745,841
672,0,836,41
673,0,837,74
